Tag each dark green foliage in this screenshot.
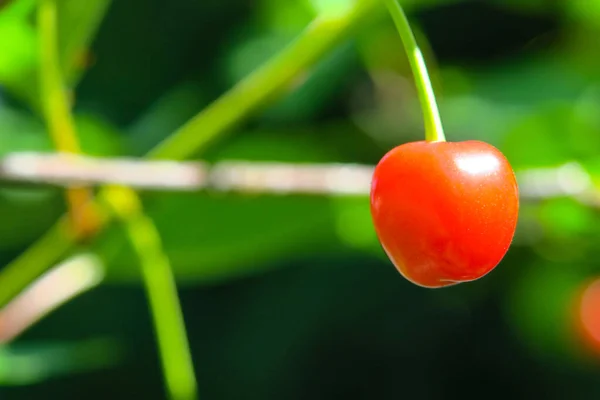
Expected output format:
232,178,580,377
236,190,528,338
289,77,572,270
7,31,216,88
3,0,600,398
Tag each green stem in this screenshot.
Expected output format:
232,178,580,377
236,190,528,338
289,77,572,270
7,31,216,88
38,0,98,238
38,0,80,153
103,187,197,400
0,217,75,307
382,0,445,142
0,0,378,301
33,1,198,399
149,0,379,160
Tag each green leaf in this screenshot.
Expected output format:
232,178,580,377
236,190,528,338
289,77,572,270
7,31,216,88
565,0,600,27
502,100,600,169
471,57,591,107
0,339,121,386
223,30,360,124
75,112,124,156
506,262,586,365
126,81,209,156
0,107,62,249
108,193,337,283
102,127,378,284
538,198,596,238
56,0,112,84
0,107,50,154
0,0,111,108
0,1,38,107
332,195,379,251
305,0,356,18
0,106,121,250
256,0,313,33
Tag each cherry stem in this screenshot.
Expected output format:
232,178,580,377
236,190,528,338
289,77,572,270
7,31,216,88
383,0,446,142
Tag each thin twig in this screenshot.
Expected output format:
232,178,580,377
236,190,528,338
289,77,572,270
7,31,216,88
148,0,379,159
36,1,198,397
0,152,597,202
38,0,97,238
102,186,198,400
0,253,104,344
0,0,381,317
0,215,84,309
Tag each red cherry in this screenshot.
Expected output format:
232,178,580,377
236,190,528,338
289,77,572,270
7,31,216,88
576,278,600,355
370,140,519,288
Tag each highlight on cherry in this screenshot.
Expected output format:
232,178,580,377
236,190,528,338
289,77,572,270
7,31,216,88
370,0,519,288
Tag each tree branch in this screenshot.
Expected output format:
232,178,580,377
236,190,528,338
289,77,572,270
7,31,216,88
0,253,104,344
0,152,596,203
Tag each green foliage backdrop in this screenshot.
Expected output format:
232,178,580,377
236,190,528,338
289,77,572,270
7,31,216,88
1,0,600,399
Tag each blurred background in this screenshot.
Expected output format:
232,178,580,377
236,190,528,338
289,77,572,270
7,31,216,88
2,0,600,398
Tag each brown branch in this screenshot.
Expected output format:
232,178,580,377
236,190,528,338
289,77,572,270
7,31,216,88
0,155,595,342
0,152,596,202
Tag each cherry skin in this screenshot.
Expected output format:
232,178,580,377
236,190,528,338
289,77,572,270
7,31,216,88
576,278,600,355
370,140,519,288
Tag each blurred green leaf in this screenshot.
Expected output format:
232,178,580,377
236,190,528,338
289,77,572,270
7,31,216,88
205,129,337,163
75,112,123,156
507,262,586,365
56,0,112,83
126,81,208,156
103,192,337,283
332,195,379,251
566,0,600,27
256,0,313,33
356,22,408,74
467,56,591,110
502,101,600,169
224,31,360,124
0,1,38,106
490,0,550,13
0,106,60,249
0,102,122,157
0,106,121,249
531,198,598,264
0,107,49,154
0,188,62,250
305,0,355,17
103,127,379,283
0,0,110,108
538,198,596,238
0,339,121,386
